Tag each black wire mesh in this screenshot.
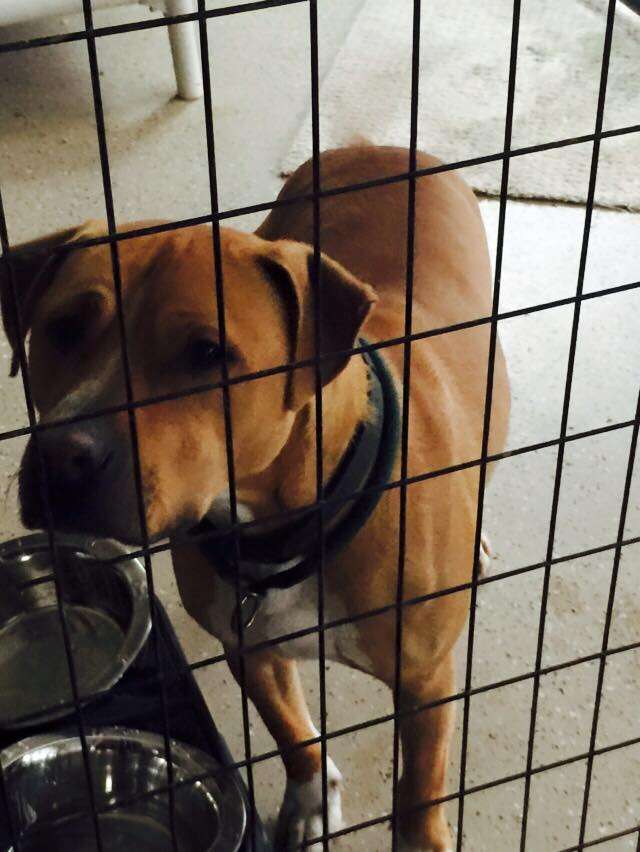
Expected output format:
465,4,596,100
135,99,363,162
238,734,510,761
194,2,259,847
389,3,422,849
0,0,638,850
457,2,522,846
520,3,619,847
308,2,331,848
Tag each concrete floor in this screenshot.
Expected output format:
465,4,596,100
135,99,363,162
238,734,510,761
1,4,639,851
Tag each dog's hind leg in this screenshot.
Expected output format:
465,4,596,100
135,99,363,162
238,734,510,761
395,651,456,852
224,647,342,851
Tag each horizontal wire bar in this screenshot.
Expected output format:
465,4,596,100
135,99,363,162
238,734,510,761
0,0,307,54
12,487,640,659
2,122,637,263
9,406,639,605
298,735,640,849
1,274,638,444
8,407,636,584
30,721,640,843
7,523,640,732
560,823,640,852
166,532,640,668
6,577,640,744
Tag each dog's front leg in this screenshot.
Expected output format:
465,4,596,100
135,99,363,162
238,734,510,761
225,647,343,851
396,652,456,852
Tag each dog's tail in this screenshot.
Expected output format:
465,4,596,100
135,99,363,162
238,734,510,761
345,132,374,148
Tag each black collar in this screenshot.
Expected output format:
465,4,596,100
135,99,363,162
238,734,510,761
191,340,400,624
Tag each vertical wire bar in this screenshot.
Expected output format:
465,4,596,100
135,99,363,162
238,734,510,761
80,2,180,848
390,2,421,849
308,1,330,847
519,2,617,847
0,198,105,852
0,756,17,852
194,3,258,848
576,391,640,849
456,2,521,848
0,196,36,852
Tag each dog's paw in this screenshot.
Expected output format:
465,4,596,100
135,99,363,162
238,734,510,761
477,531,493,578
274,758,343,851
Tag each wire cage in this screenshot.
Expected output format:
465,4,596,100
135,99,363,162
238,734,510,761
0,0,639,850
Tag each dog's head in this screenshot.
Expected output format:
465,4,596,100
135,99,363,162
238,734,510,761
1,221,376,543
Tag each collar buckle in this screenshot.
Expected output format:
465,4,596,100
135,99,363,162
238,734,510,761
231,591,263,634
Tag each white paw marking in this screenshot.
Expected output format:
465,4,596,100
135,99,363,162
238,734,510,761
275,757,343,851
478,531,493,578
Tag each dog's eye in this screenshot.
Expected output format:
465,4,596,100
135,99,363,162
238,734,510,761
47,314,85,354
186,338,224,372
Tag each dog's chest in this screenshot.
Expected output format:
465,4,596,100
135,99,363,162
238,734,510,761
191,569,374,673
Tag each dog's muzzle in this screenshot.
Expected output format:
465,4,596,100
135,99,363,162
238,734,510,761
18,422,133,539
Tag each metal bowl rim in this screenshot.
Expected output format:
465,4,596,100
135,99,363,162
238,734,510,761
0,533,151,728
0,726,247,852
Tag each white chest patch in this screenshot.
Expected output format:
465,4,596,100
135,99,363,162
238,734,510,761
193,565,374,672
192,499,374,669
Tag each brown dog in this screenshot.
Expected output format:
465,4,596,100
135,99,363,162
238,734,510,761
1,146,509,851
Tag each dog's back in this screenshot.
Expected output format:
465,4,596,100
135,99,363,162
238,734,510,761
260,144,510,466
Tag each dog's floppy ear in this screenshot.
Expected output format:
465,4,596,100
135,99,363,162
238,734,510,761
260,240,378,411
0,226,86,377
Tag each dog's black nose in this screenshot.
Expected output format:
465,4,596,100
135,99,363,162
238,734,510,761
40,428,113,488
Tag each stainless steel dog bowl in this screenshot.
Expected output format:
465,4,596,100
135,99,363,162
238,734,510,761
0,728,246,852
0,533,151,728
